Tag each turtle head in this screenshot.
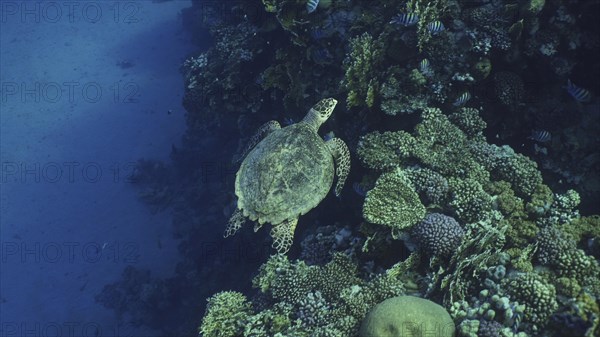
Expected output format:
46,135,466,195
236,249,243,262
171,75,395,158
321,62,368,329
304,98,338,129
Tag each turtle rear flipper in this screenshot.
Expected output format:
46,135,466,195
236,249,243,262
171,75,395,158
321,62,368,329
326,137,351,197
233,120,281,163
270,218,298,254
224,209,245,237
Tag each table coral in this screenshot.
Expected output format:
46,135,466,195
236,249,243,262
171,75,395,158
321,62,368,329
362,168,426,231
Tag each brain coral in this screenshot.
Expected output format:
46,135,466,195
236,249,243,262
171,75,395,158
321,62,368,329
412,213,465,258
359,295,455,337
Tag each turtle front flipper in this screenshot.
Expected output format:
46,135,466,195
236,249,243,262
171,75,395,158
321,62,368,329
326,137,350,197
224,209,245,237
270,218,298,254
234,120,281,163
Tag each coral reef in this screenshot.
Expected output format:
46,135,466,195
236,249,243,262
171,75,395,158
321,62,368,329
97,1,600,336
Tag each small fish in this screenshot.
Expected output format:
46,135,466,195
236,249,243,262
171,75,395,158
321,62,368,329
353,182,369,197
529,130,551,143
310,47,333,65
453,91,471,106
427,20,445,34
306,0,319,14
566,79,591,103
390,13,419,26
310,27,325,40
419,58,432,76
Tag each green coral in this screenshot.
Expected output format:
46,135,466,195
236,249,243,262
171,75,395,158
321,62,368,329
199,291,253,337
339,273,406,319
342,33,384,110
505,220,537,248
363,168,426,230
409,68,427,86
470,143,543,197
244,303,295,337
252,254,316,305
415,107,467,147
448,107,487,140
556,247,598,280
488,181,525,218
313,253,362,301
404,167,450,205
448,177,492,223
406,0,449,51
505,245,535,273
357,131,416,171
503,273,558,330
525,183,553,216
563,215,600,243
379,71,431,115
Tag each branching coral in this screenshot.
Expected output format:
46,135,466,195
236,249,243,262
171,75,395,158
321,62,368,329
342,33,384,110
200,291,253,337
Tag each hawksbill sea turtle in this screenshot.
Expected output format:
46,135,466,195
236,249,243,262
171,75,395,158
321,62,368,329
225,98,350,254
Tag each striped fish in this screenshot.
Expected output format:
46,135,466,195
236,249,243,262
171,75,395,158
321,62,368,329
529,130,551,143
453,91,471,106
306,0,319,14
427,20,445,34
566,79,591,103
390,13,419,26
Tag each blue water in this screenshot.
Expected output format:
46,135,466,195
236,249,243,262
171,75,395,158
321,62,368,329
1,1,196,336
